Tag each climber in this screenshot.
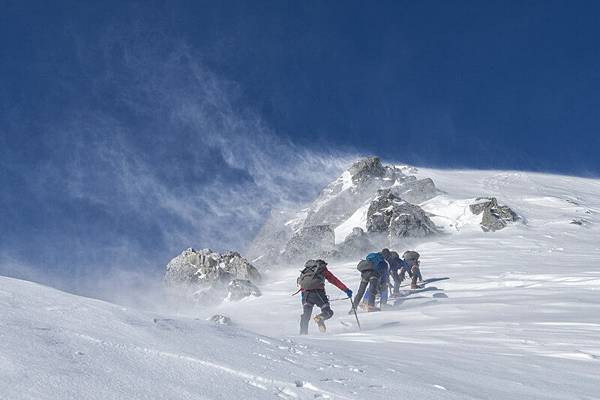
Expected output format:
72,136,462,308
297,259,352,334
382,249,408,296
353,251,389,312
402,250,423,289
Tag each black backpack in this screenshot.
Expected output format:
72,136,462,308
356,259,375,272
297,260,327,290
388,251,402,269
403,250,420,262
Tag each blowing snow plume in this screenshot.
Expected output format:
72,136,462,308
0,24,355,302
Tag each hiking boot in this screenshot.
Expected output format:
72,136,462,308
313,315,326,333
359,301,370,311
367,305,381,312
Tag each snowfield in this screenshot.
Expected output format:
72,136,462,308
2,168,600,399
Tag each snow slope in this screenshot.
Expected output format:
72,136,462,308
3,168,600,399
333,202,370,244
1,276,408,400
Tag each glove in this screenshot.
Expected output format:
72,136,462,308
345,288,353,298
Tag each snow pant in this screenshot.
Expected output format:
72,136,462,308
390,268,403,294
410,266,423,288
363,278,388,306
353,270,380,308
300,289,333,335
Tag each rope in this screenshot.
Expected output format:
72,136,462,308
328,296,351,302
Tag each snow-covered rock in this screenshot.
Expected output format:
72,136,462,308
248,157,523,264
367,189,438,238
165,248,261,303
208,314,233,325
469,197,519,232
249,157,443,264
227,279,261,301
348,156,386,183
303,157,423,229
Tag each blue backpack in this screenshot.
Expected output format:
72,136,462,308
366,252,386,274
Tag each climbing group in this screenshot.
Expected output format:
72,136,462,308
296,249,423,335
352,248,422,313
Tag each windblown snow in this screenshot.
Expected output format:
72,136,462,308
2,168,600,399
334,202,370,244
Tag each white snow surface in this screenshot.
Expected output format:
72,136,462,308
420,195,483,233
333,202,370,244
3,168,600,399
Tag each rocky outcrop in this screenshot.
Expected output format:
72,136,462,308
208,314,233,326
348,156,386,184
469,197,519,232
227,279,261,301
165,248,261,304
303,157,417,228
247,157,441,265
367,189,438,238
282,225,335,261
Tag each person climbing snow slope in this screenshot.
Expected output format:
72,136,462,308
384,249,409,297
297,259,352,334
352,251,388,312
402,250,423,289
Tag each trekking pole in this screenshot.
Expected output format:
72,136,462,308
349,298,362,331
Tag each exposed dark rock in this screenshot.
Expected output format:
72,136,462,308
469,199,491,216
219,251,262,282
282,225,335,261
469,198,519,232
303,158,410,228
227,279,261,301
247,157,441,266
208,314,233,326
366,189,438,238
349,156,386,184
570,218,590,226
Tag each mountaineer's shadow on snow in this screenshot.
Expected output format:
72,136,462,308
416,277,450,286
393,286,442,298
391,299,440,310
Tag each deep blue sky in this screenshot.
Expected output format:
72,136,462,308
2,1,600,291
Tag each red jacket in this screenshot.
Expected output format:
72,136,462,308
323,268,348,291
